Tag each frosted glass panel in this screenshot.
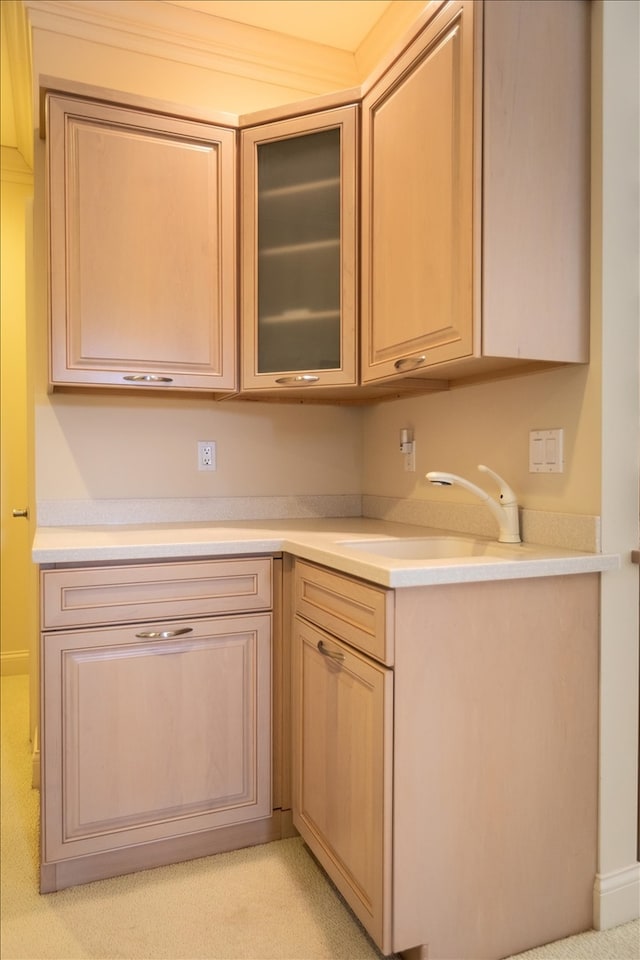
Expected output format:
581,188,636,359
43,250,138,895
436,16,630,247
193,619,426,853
257,128,341,374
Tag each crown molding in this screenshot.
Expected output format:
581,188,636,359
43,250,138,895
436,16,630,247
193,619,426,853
2,1,33,168
23,0,360,97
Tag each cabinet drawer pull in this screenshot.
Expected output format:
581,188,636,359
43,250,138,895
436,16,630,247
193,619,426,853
394,355,426,371
123,374,174,384
317,640,345,662
135,627,194,639
274,374,320,385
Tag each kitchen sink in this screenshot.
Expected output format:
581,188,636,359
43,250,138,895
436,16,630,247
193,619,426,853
337,536,521,561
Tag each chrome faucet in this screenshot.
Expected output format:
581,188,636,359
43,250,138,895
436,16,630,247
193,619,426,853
426,464,521,543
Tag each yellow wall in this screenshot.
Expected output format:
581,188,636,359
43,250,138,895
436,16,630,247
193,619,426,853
0,153,34,673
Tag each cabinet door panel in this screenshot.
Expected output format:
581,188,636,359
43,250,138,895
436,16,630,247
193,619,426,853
361,1,475,382
292,617,392,951
42,614,271,860
241,107,357,390
48,96,236,390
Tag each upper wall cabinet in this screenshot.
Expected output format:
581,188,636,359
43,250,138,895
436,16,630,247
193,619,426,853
360,0,590,386
44,0,590,403
47,95,237,392
240,107,358,395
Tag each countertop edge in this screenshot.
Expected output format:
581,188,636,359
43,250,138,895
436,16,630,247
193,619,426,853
32,520,621,588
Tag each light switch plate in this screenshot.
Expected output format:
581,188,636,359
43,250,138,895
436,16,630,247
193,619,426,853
529,429,563,473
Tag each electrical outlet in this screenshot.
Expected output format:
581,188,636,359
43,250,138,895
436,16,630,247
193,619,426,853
198,441,216,471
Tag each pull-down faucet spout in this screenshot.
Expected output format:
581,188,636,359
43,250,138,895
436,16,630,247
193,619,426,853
426,464,521,544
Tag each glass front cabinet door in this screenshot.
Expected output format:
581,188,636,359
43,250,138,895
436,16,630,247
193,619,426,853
241,107,358,393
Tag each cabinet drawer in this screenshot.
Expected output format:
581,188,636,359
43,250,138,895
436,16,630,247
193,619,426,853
42,557,272,629
294,560,393,665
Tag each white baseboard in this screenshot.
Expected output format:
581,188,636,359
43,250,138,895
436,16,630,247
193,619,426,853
593,863,640,929
0,649,29,676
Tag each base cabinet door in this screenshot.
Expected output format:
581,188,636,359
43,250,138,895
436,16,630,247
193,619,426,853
42,614,271,863
292,616,393,953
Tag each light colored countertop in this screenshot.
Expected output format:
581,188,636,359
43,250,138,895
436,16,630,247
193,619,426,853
33,518,620,588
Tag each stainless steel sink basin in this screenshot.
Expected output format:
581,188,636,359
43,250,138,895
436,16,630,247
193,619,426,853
338,536,519,561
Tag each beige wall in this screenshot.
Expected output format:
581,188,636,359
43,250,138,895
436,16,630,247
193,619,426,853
35,394,363,502
362,365,599,514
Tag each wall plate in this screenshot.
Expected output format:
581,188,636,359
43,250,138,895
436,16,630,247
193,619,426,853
529,429,563,473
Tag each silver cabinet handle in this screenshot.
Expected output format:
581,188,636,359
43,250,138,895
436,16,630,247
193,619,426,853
394,355,426,371
12,508,29,518
135,627,194,639
123,374,174,384
274,374,320,385
317,640,345,662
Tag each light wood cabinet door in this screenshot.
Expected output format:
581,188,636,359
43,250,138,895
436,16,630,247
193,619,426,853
361,0,475,382
241,107,358,394
361,0,589,385
292,616,393,952
47,95,237,392
42,614,271,862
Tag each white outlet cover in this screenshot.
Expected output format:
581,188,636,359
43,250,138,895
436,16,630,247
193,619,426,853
198,441,216,471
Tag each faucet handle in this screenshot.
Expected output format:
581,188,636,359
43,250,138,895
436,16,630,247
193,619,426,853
477,465,518,504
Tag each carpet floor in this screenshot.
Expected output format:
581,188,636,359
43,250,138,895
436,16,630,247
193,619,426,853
1,675,638,960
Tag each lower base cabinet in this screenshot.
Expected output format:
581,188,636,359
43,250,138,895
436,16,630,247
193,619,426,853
39,556,287,893
292,559,600,960
39,550,601,958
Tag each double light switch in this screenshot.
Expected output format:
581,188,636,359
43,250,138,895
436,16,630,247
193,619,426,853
529,429,564,473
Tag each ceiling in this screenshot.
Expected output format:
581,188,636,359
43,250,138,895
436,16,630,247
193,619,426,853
164,1,393,51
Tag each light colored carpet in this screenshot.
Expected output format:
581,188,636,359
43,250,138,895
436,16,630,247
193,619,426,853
1,674,638,960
